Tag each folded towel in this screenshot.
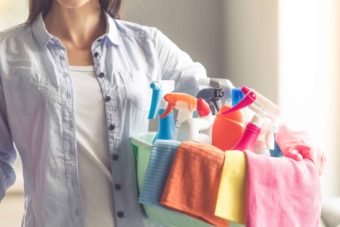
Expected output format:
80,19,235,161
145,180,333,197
215,150,246,224
244,150,321,227
139,140,181,206
160,141,229,227
276,124,326,175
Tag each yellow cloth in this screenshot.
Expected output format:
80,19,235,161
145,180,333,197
215,150,246,224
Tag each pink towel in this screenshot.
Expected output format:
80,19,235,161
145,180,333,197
244,150,321,227
276,124,326,175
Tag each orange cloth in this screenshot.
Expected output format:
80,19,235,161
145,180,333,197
160,141,229,227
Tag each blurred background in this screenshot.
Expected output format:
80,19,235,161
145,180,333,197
0,0,339,226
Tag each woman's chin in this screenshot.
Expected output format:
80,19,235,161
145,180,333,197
56,0,92,9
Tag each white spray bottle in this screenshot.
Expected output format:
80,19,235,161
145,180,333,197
160,93,214,144
240,86,281,154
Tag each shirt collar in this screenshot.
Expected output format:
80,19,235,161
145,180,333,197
103,11,122,46
31,11,121,49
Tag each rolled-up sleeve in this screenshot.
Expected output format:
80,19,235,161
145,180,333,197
0,74,16,201
153,28,207,96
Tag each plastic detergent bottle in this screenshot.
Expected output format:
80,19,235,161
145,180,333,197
160,93,214,143
148,81,175,143
233,114,262,151
212,105,245,150
212,89,257,150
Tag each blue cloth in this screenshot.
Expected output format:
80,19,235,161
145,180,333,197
0,11,206,227
139,140,181,206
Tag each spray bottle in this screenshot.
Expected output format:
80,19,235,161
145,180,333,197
233,115,263,152
212,90,257,151
222,86,281,153
198,77,234,106
240,86,281,154
160,93,214,144
148,81,176,143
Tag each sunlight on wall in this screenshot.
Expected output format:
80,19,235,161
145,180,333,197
0,1,28,30
279,0,340,198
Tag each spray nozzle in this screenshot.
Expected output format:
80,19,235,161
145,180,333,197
196,98,211,117
196,88,224,115
148,82,161,119
221,90,257,115
241,86,281,150
199,77,235,105
240,86,280,121
160,93,197,119
148,81,175,120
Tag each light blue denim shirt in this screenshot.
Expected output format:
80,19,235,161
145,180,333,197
0,12,207,227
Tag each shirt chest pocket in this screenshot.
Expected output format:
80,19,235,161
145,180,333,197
4,67,51,115
118,70,152,112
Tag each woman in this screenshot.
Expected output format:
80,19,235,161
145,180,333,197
0,0,207,226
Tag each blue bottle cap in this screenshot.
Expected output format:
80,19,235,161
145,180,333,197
231,88,244,106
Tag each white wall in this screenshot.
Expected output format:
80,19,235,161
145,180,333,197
124,0,279,101
222,0,278,102
123,0,226,77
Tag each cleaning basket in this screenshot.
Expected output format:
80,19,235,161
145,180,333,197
130,132,244,227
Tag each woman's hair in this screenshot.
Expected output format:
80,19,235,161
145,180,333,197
27,0,123,23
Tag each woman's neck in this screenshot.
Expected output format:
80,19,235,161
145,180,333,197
43,1,106,49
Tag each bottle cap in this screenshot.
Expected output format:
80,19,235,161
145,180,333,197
232,88,244,106
197,98,211,117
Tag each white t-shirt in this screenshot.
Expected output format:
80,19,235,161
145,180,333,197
69,65,115,227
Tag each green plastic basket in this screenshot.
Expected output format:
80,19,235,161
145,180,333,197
130,132,244,227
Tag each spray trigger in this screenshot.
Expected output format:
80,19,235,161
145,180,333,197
221,90,256,115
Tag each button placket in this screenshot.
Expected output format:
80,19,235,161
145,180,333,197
117,211,124,218
56,46,86,227
98,72,105,78
104,95,111,102
109,124,115,130
114,184,121,190
112,154,119,161
90,45,126,225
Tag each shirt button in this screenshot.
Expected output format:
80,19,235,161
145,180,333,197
114,184,121,190
104,96,111,102
98,72,105,78
109,124,115,130
97,38,102,42
94,52,99,57
112,154,119,161
117,211,124,218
